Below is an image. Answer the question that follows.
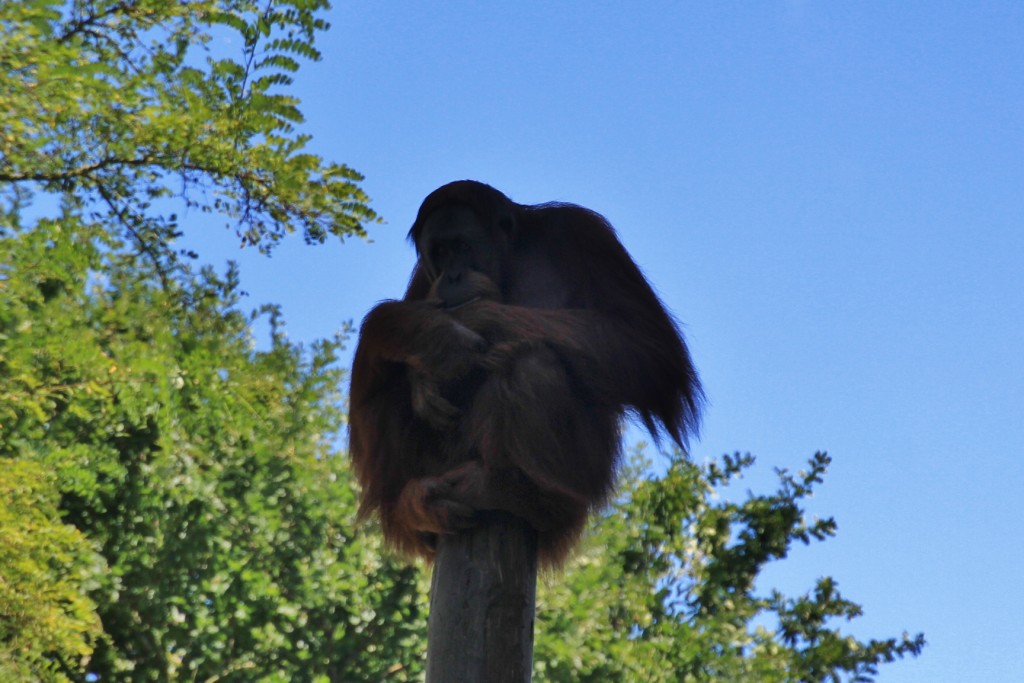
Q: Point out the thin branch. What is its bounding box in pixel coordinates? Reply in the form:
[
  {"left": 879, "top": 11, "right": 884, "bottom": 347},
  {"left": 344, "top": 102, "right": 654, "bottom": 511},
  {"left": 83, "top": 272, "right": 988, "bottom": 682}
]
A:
[
  {"left": 0, "top": 154, "right": 230, "bottom": 185},
  {"left": 95, "top": 182, "right": 173, "bottom": 291},
  {"left": 0, "top": 155, "right": 128, "bottom": 183},
  {"left": 57, "top": 2, "right": 133, "bottom": 44}
]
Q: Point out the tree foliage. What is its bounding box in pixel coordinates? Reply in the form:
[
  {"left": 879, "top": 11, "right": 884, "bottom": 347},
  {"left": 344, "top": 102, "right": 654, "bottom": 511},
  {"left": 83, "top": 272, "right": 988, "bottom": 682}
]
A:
[
  {"left": 0, "top": 460, "right": 102, "bottom": 682},
  {"left": 0, "top": 0, "right": 376, "bottom": 267},
  {"left": 1, "top": 1, "right": 411, "bottom": 680},
  {"left": 1, "top": 1, "right": 923, "bottom": 681},
  {"left": 0, "top": 218, "right": 430, "bottom": 681},
  {"left": 534, "top": 450, "right": 925, "bottom": 682}
]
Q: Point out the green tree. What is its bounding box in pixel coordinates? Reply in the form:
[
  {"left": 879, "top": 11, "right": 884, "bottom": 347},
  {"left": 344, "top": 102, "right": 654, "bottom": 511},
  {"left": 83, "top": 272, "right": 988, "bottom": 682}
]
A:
[
  {"left": 533, "top": 450, "right": 925, "bottom": 682},
  {"left": 0, "top": 0, "right": 375, "bottom": 263},
  {"left": 0, "top": 460, "right": 102, "bottom": 682},
  {"left": 0, "top": 215, "right": 428, "bottom": 681},
  {"left": 1, "top": 1, "right": 421, "bottom": 680}
]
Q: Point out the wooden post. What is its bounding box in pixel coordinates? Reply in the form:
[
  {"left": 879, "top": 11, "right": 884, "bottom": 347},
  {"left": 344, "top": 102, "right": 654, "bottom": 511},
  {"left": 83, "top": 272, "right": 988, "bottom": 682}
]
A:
[{"left": 425, "top": 511, "right": 538, "bottom": 683}]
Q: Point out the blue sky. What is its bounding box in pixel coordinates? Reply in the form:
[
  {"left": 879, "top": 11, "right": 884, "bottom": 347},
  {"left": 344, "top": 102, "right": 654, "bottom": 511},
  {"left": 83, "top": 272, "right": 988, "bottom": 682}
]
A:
[{"left": 186, "top": 3, "right": 1023, "bottom": 681}]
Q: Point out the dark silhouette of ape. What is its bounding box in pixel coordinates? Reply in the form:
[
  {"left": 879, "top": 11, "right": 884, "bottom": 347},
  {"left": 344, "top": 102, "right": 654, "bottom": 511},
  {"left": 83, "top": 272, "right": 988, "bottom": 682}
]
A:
[{"left": 349, "top": 180, "right": 702, "bottom": 566}]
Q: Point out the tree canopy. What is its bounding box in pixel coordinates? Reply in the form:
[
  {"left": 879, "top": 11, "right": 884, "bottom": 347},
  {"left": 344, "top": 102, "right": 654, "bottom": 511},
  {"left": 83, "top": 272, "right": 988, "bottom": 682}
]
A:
[
  {"left": 1, "top": 0, "right": 376, "bottom": 262},
  {"left": 1, "top": 1, "right": 923, "bottom": 681}
]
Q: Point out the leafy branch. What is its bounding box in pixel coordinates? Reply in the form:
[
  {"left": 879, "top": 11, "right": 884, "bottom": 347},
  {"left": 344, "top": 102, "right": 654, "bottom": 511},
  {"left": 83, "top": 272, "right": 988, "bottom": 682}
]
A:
[{"left": 1, "top": 0, "right": 376, "bottom": 266}]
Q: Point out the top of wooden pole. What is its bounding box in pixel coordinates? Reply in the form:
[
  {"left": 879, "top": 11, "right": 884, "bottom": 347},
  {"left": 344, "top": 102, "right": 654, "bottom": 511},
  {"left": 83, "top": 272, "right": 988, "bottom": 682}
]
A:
[{"left": 426, "top": 511, "right": 539, "bottom": 683}]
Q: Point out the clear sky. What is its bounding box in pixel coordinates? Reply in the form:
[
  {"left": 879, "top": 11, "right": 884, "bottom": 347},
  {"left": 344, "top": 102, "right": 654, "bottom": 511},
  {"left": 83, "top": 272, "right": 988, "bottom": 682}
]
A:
[{"left": 185, "top": 3, "right": 1023, "bottom": 681}]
